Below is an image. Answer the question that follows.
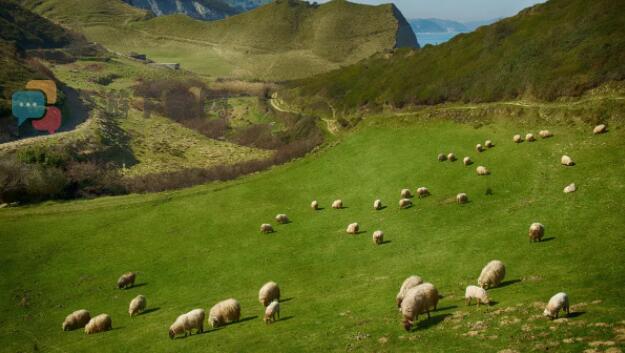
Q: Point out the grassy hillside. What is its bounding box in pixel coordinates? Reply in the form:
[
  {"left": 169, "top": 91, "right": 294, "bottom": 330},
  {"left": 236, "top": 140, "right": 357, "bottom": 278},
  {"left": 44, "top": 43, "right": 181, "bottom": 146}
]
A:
[
  {"left": 1, "top": 110, "right": 624, "bottom": 352},
  {"left": 285, "top": 0, "right": 625, "bottom": 111}
]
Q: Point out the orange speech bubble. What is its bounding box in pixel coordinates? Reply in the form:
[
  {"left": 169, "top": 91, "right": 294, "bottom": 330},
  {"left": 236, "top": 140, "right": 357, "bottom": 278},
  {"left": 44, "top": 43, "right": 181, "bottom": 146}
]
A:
[{"left": 26, "top": 80, "right": 57, "bottom": 104}]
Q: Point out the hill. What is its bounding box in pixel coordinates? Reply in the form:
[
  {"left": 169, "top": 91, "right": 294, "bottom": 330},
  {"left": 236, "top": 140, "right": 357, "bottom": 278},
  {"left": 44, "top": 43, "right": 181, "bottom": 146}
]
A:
[{"left": 284, "top": 0, "right": 625, "bottom": 112}]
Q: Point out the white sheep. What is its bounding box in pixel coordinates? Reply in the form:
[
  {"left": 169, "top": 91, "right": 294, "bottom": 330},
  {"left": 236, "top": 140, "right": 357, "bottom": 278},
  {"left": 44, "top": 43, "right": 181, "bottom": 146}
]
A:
[
  {"left": 399, "top": 198, "right": 412, "bottom": 209},
  {"left": 438, "top": 153, "right": 447, "bottom": 162},
  {"left": 528, "top": 223, "right": 545, "bottom": 242},
  {"left": 476, "top": 144, "right": 484, "bottom": 153},
  {"left": 456, "top": 193, "right": 468, "bottom": 204},
  {"left": 117, "top": 272, "right": 136, "bottom": 289},
  {"left": 332, "top": 200, "right": 343, "bottom": 209},
  {"left": 264, "top": 300, "right": 280, "bottom": 324},
  {"left": 476, "top": 166, "right": 489, "bottom": 176},
  {"left": 260, "top": 224, "right": 274, "bottom": 233},
  {"left": 259, "top": 281, "right": 280, "bottom": 307},
  {"left": 526, "top": 133, "right": 536, "bottom": 142},
  {"left": 539, "top": 130, "right": 553, "bottom": 138},
  {"left": 373, "top": 199, "right": 383, "bottom": 210},
  {"left": 413, "top": 282, "right": 440, "bottom": 314},
  {"left": 465, "top": 285, "right": 490, "bottom": 306},
  {"left": 169, "top": 309, "right": 205, "bottom": 339},
  {"left": 478, "top": 260, "right": 506, "bottom": 289},
  {"left": 372, "top": 230, "right": 384, "bottom": 245},
  {"left": 513, "top": 134, "right": 523, "bottom": 143},
  {"left": 275, "top": 214, "right": 289, "bottom": 224},
  {"left": 563, "top": 183, "right": 577, "bottom": 194},
  {"left": 593, "top": 124, "right": 607, "bottom": 135},
  {"left": 396, "top": 275, "right": 424, "bottom": 308},
  {"left": 209, "top": 299, "right": 241, "bottom": 328},
  {"left": 463, "top": 157, "right": 473, "bottom": 166},
  {"left": 129, "top": 295, "right": 147, "bottom": 317},
  {"left": 400, "top": 287, "right": 429, "bottom": 331},
  {"left": 416, "top": 187, "right": 430, "bottom": 198},
  {"left": 62, "top": 309, "right": 91, "bottom": 331},
  {"left": 401, "top": 189, "right": 413, "bottom": 198},
  {"left": 561, "top": 155, "right": 575, "bottom": 166},
  {"left": 543, "top": 292, "right": 570, "bottom": 319},
  {"left": 346, "top": 223, "right": 360, "bottom": 234},
  {"left": 485, "top": 140, "right": 495, "bottom": 148},
  {"left": 447, "top": 153, "right": 457, "bottom": 161},
  {"left": 311, "top": 200, "right": 319, "bottom": 210},
  {"left": 84, "top": 314, "right": 112, "bottom": 334}
]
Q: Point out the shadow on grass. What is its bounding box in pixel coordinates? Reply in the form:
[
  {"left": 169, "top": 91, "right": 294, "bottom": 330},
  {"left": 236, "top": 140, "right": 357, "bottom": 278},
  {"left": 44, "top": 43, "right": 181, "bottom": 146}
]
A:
[
  {"left": 355, "top": 230, "right": 367, "bottom": 235},
  {"left": 377, "top": 206, "right": 388, "bottom": 211},
  {"left": 414, "top": 313, "right": 451, "bottom": 330},
  {"left": 400, "top": 205, "right": 413, "bottom": 210},
  {"left": 435, "top": 305, "right": 458, "bottom": 311},
  {"left": 280, "top": 297, "right": 294, "bottom": 303},
  {"left": 278, "top": 315, "right": 294, "bottom": 322},
  {"left": 129, "top": 283, "right": 147, "bottom": 289},
  {"left": 315, "top": 207, "right": 325, "bottom": 211},
  {"left": 229, "top": 316, "right": 258, "bottom": 326},
  {"left": 141, "top": 307, "right": 160, "bottom": 315},
  {"left": 540, "top": 237, "right": 556, "bottom": 242},
  {"left": 497, "top": 279, "right": 521, "bottom": 288},
  {"left": 567, "top": 311, "right": 585, "bottom": 318},
  {"left": 380, "top": 240, "right": 392, "bottom": 245}
]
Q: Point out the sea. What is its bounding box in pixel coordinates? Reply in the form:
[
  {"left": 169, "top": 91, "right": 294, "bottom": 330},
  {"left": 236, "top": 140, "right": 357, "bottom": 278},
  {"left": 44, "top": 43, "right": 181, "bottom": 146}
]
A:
[{"left": 416, "top": 32, "right": 461, "bottom": 46}]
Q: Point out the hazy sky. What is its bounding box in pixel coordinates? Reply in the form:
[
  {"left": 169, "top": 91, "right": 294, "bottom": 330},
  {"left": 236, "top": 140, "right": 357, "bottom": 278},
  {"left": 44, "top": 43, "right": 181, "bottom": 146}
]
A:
[{"left": 315, "top": 0, "right": 547, "bottom": 21}]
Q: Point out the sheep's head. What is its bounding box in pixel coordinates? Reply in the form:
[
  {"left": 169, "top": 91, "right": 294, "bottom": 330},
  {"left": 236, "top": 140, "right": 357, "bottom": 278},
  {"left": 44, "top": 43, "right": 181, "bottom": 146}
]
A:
[
  {"left": 209, "top": 317, "right": 218, "bottom": 328},
  {"left": 403, "top": 319, "right": 413, "bottom": 332},
  {"left": 62, "top": 322, "right": 69, "bottom": 331},
  {"left": 168, "top": 328, "right": 176, "bottom": 339},
  {"left": 543, "top": 308, "right": 555, "bottom": 319},
  {"left": 482, "top": 296, "right": 491, "bottom": 305}
]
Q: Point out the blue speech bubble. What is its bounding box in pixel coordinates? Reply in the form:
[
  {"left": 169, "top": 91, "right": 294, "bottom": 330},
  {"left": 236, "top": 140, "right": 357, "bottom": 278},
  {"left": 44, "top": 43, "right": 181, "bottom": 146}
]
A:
[{"left": 12, "top": 91, "right": 46, "bottom": 126}]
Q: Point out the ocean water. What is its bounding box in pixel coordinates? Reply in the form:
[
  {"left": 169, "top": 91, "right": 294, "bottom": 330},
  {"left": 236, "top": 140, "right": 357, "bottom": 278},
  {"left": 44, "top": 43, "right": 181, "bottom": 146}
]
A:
[{"left": 416, "top": 32, "right": 461, "bottom": 46}]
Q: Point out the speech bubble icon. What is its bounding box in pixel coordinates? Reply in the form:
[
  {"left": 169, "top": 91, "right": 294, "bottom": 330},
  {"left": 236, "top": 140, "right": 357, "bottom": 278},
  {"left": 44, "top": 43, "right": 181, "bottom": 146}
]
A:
[
  {"left": 12, "top": 91, "right": 46, "bottom": 126},
  {"left": 32, "top": 106, "right": 62, "bottom": 134},
  {"left": 26, "top": 80, "right": 58, "bottom": 104}
]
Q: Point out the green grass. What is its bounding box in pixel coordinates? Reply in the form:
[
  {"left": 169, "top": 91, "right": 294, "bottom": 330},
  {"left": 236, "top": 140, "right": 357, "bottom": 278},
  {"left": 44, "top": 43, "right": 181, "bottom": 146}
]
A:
[{"left": 1, "top": 114, "right": 624, "bottom": 352}]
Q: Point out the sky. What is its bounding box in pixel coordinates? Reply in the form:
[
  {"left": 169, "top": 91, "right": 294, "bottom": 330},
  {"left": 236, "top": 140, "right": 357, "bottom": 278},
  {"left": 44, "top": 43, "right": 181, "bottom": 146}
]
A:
[{"left": 314, "top": 0, "right": 547, "bottom": 22}]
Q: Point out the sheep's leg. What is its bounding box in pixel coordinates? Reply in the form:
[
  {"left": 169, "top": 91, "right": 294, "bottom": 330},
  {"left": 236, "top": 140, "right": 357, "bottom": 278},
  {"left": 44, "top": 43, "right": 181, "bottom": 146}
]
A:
[
  {"left": 426, "top": 310, "right": 431, "bottom": 319},
  {"left": 466, "top": 298, "right": 470, "bottom": 306},
  {"left": 477, "top": 299, "right": 481, "bottom": 307}
]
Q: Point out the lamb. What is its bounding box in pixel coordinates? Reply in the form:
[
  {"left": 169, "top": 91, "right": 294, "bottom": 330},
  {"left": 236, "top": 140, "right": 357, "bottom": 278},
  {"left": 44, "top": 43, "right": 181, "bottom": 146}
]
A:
[
  {"left": 169, "top": 309, "right": 205, "bottom": 339},
  {"left": 372, "top": 230, "right": 384, "bottom": 245},
  {"left": 332, "top": 200, "right": 343, "bottom": 209},
  {"left": 260, "top": 223, "right": 274, "bottom": 233},
  {"left": 561, "top": 155, "right": 575, "bottom": 166},
  {"left": 259, "top": 281, "right": 281, "bottom": 307},
  {"left": 528, "top": 223, "right": 545, "bottom": 242},
  {"left": 373, "top": 199, "right": 383, "bottom": 210},
  {"left": 465, "top": 285, "right": 490, "bottom": 306},
  {"left": 399, "top": 198, "right": 412, "bottom": 209},
  {"left": 437, "top": 153, "right": 447, "bottom": 162},
  {"left": 209, "top": 299, "right": 241, "bottom": 328},
  {"left": 447, "top": 153, "right": 457, "bottom": 161},
  {"left": 463, "top": 157, "right": 473, "bottom": 166},
  {"left": 593, "top": 124, "right": 607, "bottom": 135},
  {"left": 539, "top": 130, "right": 553, "bottom": 138},
  {"left": 311, "top": 200, "right": 319, "bottom": 210},
  {"left": 477, "top": 260, "right": 506, "bottom": 289},
  {"left": 396, "top": 275, "right": 424, "bottom": 308},
  {"left": 62, "top": 309, "right": 91, "bottom": 331},
  {"left": 485, "top": 140, "right": 495, "bottom": 148},
  {"left": 416, "top": 187, "right": 430, "bottom": 198},
  {"left": 526, "top": 133, "right": 536, "bottom": 142},
  {"left": 456, "top": 193, "right": 468, "bottom": 204},
  {"left": 513, "top": 134, "right": 523, "bottom": 143},
  {"left": 476, "top": 144, "right": 484, "bottom": 153},
  {"left": 84, "top": 314, "right": 112, "bottom": 334},
  {"left": 401, "top": 189, "right": 413, "bottom": 198},
  {"left": 400, "top": 287, "right": 429, "bottom": 331},
  {"left": 129, "top": 295, "right": 147, "bottom": 317},
  {"left": 264, "top": 300, "right": 280, "bottom": 324},
  {"left": 117, "top": 272, "right": 136, "bottom": 289},
  {"left": 543, "top": 292, "right": 570, "bottom": 319},
  {"left": 275, "top": 214, "right": 289, "bottom": 224},
  {"left": 563, "top": 183, "right": 577, "bottom": 193},
  {"left": 476, "top": 166, "right": 489, "bottom": 176},
  {"left": 346, "top": 223, "right": 360, "bottom": 234}
]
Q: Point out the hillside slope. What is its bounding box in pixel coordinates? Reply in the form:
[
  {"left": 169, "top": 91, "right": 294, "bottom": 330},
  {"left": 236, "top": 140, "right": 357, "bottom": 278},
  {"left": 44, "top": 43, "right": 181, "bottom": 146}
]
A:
[
  {"left": 285, "top": 0, "right": 625, "bottom": 111},
  {"left": 122, "top": 0, "right": 272, "bottom": 20}
]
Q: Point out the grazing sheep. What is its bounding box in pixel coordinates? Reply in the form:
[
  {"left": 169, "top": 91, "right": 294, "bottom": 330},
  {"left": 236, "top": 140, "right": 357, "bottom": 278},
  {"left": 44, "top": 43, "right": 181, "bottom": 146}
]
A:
[
  {"left": 528, "top": 223, "right": 545, "bottom": 242},
  {"left": 260, "top": 224, "right": 274, "bottom": 233},
  {"left": 465, "top": 285, "right": 490, "bottom": 306},
  {"left": 373, "top": 199, "right": 383, "bottom": 210},
  {"left": 400, "top": 287, "right": 429, "bottom": 331},
  {"left": 478, "top": 260, "right": 506, "bottom": 289},
  {"left": 117, "top": 272, "right": 136, "bottom": 289},
  {"left": 539, "top": 130, "right": 553, "bottom": 138},
  {"left": 513, "top": 134, "right": 523, "bottom": 143},
  {"left": 264, "top": 300, "right": 280, "bottom": 324},
  {"left": 401, "top": 189, "right": 413, "bottom": 198},
  {"left": 476, "top": 166, "right": 489, "bottom": 176},
  {"left": 84, "top": 314, "right": 112, "bottom": 334},
  {"left": 417, "top": 187, "right": 430, "bottom": 198},
  {"left": 563, "top": 183, "right": 577, "bottom": 194},
  {"left": 311, "top": 200, "right": 319, "bottom": 210},
  {"left": 275, "top": 214, "right": 289, "bottom": 224},
  {"left": 476, "top": 144, "right": 484, "bottom": 153},
  {"left": 129, "top": 295, "right": 147, "bottom": 317},
  {"left": 399, "top": 198, "right": 412, "bottom": 209},
  {"left": 463, "top": 157, "right": 473, "bottom": 166},
  {"left": 438, "top": 153, "right": 447, "bottom": 162},
  {"left": 456, "top": 193, "right": 468, "bottom": 204},
  {"left": 561, "top": 155, "right": 575, "bottom": 166},
  {"left": 593, "top": 124, "right": 607, "bottom": 135},
  {"left": 413, "top": 282, "right": 440, "bottom": 313},
  {"left": 526, "top": 133, "right": 536, "bottom": 142},
  {"left": 485, "top": 140, "right": 495, "bottom": 148},
  {"left": 447, "top": 153, "right": 457, "bottom": 161},
  {"left": 259, "top": 281, "right": 281, "bottom": 307},
  {"left": 346, "top": 223, "right": 360, "bottom": 234},
  {"left": 209, "top": 299, "right": 241, "bottom": 328},
  {"left": 396, "top": 275, "right": 424, "bottom": 308},
  {"left": 332, "top": 200, "right": 343, "bottom": 209},
  {"left": 62, "top": 309, "right": 91, "bottom": 331},
  {"left": 169, "top": 309, "right": 205, "bottom": 339},
  {"left": 373, "top": 230, "right": 384, "bottom": 245},
  {"left": 543, "top": 292, "right": 570, "bottom": 319}
]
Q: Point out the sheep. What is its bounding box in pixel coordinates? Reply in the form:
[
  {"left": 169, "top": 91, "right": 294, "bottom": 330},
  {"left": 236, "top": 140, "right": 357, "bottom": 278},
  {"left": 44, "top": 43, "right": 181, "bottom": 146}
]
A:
[
  {"left": 513, "top": 134, "right": 523, "bottom": 143},
  {"left": 169, "top": 309, "right": 205, "bottom": 339},
  {"left": 593, "top": 124, "right": 607, "bottom": 135},
  {"left": 539, "top": 130, "right": 553, "bottom": 138},
  {"left": 437, "top": 153, "right": 447, "bottom": 162},
  {"left": 447, "top": 153, "right": 457, "bottom": 162},
  {"left": 62, "top": 309, "right": 91, "bottom": 331},
  {"left": 478, "top": 260, "right": 506, "bottom": 289},
  {"left": 128, "top": 295, "right": 147, "bottom": 317},
  {"left": 84, "top": 314, "right": 112, "bottom": 334},
  {"left": 526, "top": 133, "right": 536, "bottom": 142},
  {"left": 260, "top": 223, "right": 274, "bottom": 233},
  {"left": 209, "top": 299, "right": 241, "bottom": 328},
  {"left": 264, "top": 300, "right": 280, "bottom": 324},
  {"left": 465, "top": 285, "right": 490, "bottom": 307},
  {"left": 456, "top": 193, "right": 468, "bottom": 204},
  {"left": 346, "top": 223, "right": 360, "bottom": 234},
  {"left": 413, "top": 282, "right": 440, "bottom": 313},
  {"left": 463, "top": 156, "right": 473, "bottom": 166},
  {"left": 311, "top": 200, "right": 319, "bottom": 210},
  {"left": 373, "top": 230, "right": 384, "bottom": 245},
  {"left": 476, "top": 144, "right": 484, "bottom": 153},
  {"left": 396, "top": 275, "right": 424, "bottom": 308},
  {"left": 259, "top": 281, "right": 280, "bottom": 307},
  {"left": 401, "top": 189, "right": 413, "bottom": 198},
  {"left": 563, "top": 183, "right": 577, "bottom": 194},
  {"left": 117, "top": 272, "right": 136, "bottom": 289},
  {"left": 400, "top": 287, "right": 429, "bottom": 331},
  {"left": 528, "top": 223, "right": 545, "bottom": 242},
  {"left": 275, "top": 214, "right": 289, "bottom": 224},
  {"left": 399, "top": 198, "right": 412, "bottom": 209},
  {"left": 485, "top": 140, "right": 495, "bottom": 148},
  {"left": 476, "top": 166, "right": 489, "bottom": 176},
  {"left": 332, "top": 200, "right": 343, "bottom": 209},
  {"left": 561, "top": 155, "right": 575, "bottom": 166},
  {"left": 416, "top": 187, "right": 430, "bottom": 198},
  {"left": 543, "top": 292, "right": 570, "bottom": 319},
  {"left": 373, "top": 199, "right": 383, "bottom": 210}
]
